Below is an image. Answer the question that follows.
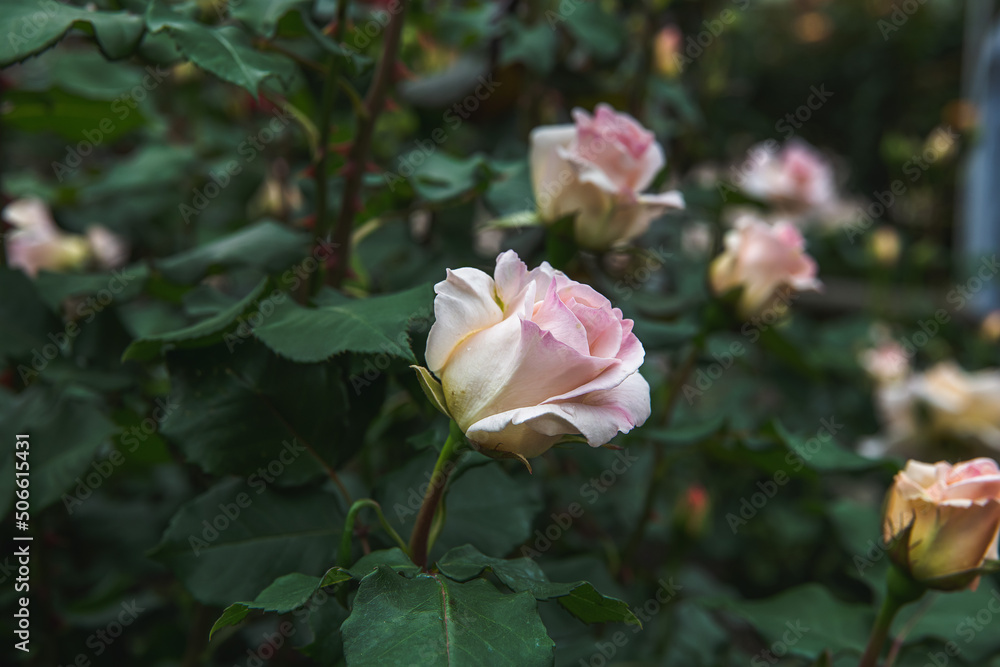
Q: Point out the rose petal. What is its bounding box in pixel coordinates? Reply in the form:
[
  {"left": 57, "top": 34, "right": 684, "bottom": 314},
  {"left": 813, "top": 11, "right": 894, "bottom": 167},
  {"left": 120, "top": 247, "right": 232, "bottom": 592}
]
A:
[{"left": 425, "top": 267, "right": 503, "bottom": 373}]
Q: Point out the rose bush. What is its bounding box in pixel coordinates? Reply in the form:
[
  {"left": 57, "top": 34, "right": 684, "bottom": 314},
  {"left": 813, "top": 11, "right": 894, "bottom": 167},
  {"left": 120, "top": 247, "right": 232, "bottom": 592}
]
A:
[
  {"left": 529, "top": 104, "right": 684, "bottom": 251},
  {"left": 884, "top": 458, "right": 1000, "bottom": 590},
  {"left": 415, "top": 250, "right": 651, "bottom": 460}
]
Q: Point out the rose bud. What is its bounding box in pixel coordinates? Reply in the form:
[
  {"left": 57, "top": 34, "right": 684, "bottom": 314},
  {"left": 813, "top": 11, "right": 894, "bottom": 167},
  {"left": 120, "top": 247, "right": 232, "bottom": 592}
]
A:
[
  {"left": 529, "top": 104, "right": 684, "bottom": 251},
  {"left": 3, "top": 198, "right": 90, "bottom": 277},
  {"left": 884, "top": 458, "right": 1000, "bottom": 591},
  {"left": 413, "top": 250, "right": 651, "bottom": 463},
  {"left": 653, "top": 26, "right": 684, "bottom": 78},
  {"left": 709, "top": 215, "right": 821, "bottom": 315}
]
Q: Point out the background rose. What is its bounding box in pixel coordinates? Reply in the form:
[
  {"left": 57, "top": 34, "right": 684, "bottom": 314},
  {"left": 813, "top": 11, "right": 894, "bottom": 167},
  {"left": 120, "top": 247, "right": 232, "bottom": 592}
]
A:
[
  {"left": 3, "top": 198, "right": 90, "bottom": 277},
  {"left": 417, "top": 250, "right": 650, "bottom": 460},
  {"left": 884, "top": 458, "right": 1000, "bottom": 590},
  {"left": 912, "top": 362, "right": 1000, "bottom": 450},
  {"left": 529, "top": 104, "right": 684, "bottom": 251},
  {"left": 709, "top": 215, "right": 822, "bottom": 314},
  {"left": 740, "top": 140, "right": 837, "bottom": 216}
]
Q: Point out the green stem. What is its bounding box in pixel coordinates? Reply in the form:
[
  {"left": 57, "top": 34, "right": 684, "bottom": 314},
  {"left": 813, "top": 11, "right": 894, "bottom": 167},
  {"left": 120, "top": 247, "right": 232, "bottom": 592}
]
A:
[
  {"left": 408, "top": 421, "right": 465, "bottom": 569},
  {"left": 338, "top": 499, "right": 409, "bottom": 568},
  {"left": 859, "top": 567, "right": 926, "bottom": 667},
  {"left": 310, "top": 0, "right": 351, "bottom": 295}
]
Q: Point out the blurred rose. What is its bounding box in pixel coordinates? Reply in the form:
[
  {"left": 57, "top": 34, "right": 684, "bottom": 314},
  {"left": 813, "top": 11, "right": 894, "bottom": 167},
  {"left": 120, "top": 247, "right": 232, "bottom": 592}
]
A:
[
  {"left": 981, "top": 311, "right": 1000, "bottom": 343},
  {"left": 740, "top": 140, "right": 836, "bottom": 216},
  {"left": 654, "top": 26, "right": 683, "bottom": 78},
  {"left": 870, "top": 226, "right": 901, "bottom": 266},
  {"left": 884, "top": 458, "right": 1000, "bottom": 590},
  {"left": 709, "top": 215, "right": 821, "bottom": 314},
  {"left": 912, "top": 362, "right": 1000, "bottom": 450},
  {"left": 530, "top": 104, "right": 684, "bottom": 251},
  {"left": 3, "top": 198, "right": 90, "bottom": 277},
  {"left": 86, "top": 225, "right": 129, "bottom": 270},
  {"left": 859, "top": 340, "right": 909, "bottom": 385},
  {"left": 418, "top": 250, "right": 650, "bottom": 460}
]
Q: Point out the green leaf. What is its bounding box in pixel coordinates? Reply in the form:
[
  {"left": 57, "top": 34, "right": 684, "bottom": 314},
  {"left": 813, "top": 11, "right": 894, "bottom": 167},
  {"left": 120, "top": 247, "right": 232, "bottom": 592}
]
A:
[
  {"left": 146, "top": 0, "right": 296, "bottom": 96},
  {"left": 0, "top": 4, "right": 144, "bottom": 66},
  {"left": 33, "top": 265, "right": 150, "bottom": 311},
  {"left": 409, "top": 153, "right": 496, "bottom": 202},
  {"left": 0, "top": 385, "right": 117, "bottom": 514},
  {"left": 209, "top": 568, "right": 350, "bottom": 639},
  {"left": 151, "top": 479, "right": 343, "bottom": 606},
  {"left": 3, "top": 88, "right": 148, "bottom": 141},
  {"left": 209, "top": 604, "right": 251, "bottom": 640},
  {"left": 768, "top": 419, "right": 881, "bottom": 472},
  {"left": 160, "top": 343, "right": 381, "bottom": 479},
  {"left": 707, "top": 584, "right": 872, "bottom": 659},
  {"left": 254, "top": 284, "right": 433, "bottom": 363},
  {"left": 0, "top": 268, "right": 62, "bottom": 360},
  {"left": 230, "top": 0, "right": 309, "bottom": 37},
  {"left": 154, "top": 220, "right": 310, "bottom": 284},
  {"left": 122, "top": 278, "right": 269, "bottom": 361},
  {"left": 348, "top": 547, "right": 421, "bottom": 579},
  {"left": 437, "top": 545, "right": 641, "bottom": 626},
  {"left": 562, "top": 2, "right": 624, "bottom": 61},
  {"left": 342, "top": 566, "right": 554, "bottom": 666},
  {"left": 500, "top": 20, "right": 556, "bottom": 75}
]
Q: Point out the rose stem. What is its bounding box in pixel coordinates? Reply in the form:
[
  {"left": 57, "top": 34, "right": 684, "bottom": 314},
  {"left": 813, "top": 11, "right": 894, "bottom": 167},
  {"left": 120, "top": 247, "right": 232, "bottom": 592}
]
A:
[
  {"left": 310, "top": 0, "right": 351, "bottom": 297},
  {"left": 329, "top": 0, "right": 408, "bottom": 287},
  {"left": 408, "top": 421, "right": 465, "bottom": 569},
  {"left": 338, "top": 499, "right": 410, "bottom": 568},
  {"left": 859, "top": 567, "right": 925, "bottom": 667}
]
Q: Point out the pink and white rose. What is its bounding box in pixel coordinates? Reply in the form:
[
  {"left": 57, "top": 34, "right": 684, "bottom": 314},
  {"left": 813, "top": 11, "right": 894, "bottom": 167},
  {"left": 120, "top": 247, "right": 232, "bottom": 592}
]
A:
[
  {"left": 86, "top": 225, "right": 130, "bottom": 270},
  {"left": 740, "top": 140, "right": 836, "bottom": 215},
  {"left": 416, "top": 250, "right": 651, "bottom": 460},
  {"left": 530, "top": 104, "right": 684, "bottom": 251},
  {"left": 709, "top": 215, "right": 821, "bottom": 314}
]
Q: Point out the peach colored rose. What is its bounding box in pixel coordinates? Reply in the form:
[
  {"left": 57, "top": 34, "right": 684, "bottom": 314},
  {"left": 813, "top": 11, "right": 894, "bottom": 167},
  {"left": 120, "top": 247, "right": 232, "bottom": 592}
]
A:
[
  {"left": 884, "top": 458, "right": 1000, "bottom": 590},
  {"left": 415, "top": 250, "right": 650, "bottom": 460},
  {"left": 740, "top": 140, "right": 836, "bottom": 214},
  {"left": 911, "top": 362, "right": 1000, "bottom": 450},
  {"left": 709, "top": 215, "right": 821, "bottom": 314},
  {"left": 3, "top": 198, "right": 89, "bottom": 277},
  {"left": 530, "top": 104, "right": 684, "bottom": 251}
]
